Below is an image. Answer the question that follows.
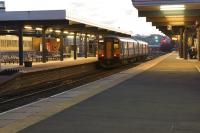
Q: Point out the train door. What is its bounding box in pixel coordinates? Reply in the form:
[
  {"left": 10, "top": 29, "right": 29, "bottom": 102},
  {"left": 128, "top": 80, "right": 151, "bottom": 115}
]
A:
[
  {"left": 142, "top": 44, "right": 144, "bottom": 55},
  {"left": 98, "top": 39, "right": 105, "bottom": 58},
  {"left": 120, "top": 42, "right": 124, "bottom": 58},
  {"left": 127, "top": 42, "right": 129, "bottom": 58},
  {"left": 137, "top": 43, "right": 140, "bottom": 55},
  {"left": 113, "top": 39, "right": 120, "bottom": 57},
  {"left": 105, "top": 40, "right": 112, "bottom": 59}
]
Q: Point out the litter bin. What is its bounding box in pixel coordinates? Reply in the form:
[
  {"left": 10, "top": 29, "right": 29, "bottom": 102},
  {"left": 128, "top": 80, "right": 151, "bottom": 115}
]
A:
[{"left": 24, "top": 61, "right": 32, "bottom": 67}]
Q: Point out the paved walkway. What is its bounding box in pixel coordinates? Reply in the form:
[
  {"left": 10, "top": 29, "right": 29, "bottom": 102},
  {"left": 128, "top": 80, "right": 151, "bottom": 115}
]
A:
[{"left": 1, "top": 52, "right": 200, "bottom": 133}]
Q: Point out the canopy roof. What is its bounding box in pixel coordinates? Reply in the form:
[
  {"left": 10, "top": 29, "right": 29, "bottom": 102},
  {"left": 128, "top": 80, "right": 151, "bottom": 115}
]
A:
[
  {"left": 132, "top": 0, "right": 200, "bottom": 36},
  {"left": 0, "top": 10, "right": 131, "bottom": 37}
]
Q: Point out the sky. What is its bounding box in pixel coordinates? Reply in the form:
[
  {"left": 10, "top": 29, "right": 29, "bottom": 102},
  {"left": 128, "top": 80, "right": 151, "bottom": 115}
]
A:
[{"left": 4, "top": 0, "right": 163, "bottom": 35}]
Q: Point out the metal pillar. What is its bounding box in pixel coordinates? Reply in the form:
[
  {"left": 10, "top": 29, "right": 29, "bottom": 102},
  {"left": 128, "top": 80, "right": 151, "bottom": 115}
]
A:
[
  {"left": 42, "top": 28, "right": 47, "bottom": 63},
  {"left": 183, "top": 28, "right": 188, "bottom": 59},
  {"left": 179, "top": 28, "right": 183, "bottom": 58},
  {"left": 73, "top": 33, "right": 77, "bottom": 60},
  {"left": 84, "top": 34, "right": 88, "bottom": 58},
  {"left": 59, "top": 31, "right": 64, "bottom": 61},
  {"left": 197, "top": 27, "right": 200, "bottom": 61},
  {"left": 18, "top": 27, "right": 23, "bottom": 66}
]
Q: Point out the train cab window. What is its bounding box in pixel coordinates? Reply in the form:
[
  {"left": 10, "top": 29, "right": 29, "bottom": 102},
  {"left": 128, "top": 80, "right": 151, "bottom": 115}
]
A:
[
  {"left": 114, "top": 43, "right": 119, "bottom": 49},
  {"left": 98, "top": 41, "right": 104, "bottom": 57},
  {"left": 99, "top": 42, "right": 104, "bottom": 50}
]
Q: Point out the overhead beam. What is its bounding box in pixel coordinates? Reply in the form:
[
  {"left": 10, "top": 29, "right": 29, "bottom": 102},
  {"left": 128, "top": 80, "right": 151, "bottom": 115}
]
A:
[
  {"left": 0, "top": 20, "right": 69, "bottom": 27},
  {"left": 152, "top": 21, "right": 194, "bottom": 26},
  {"left": 157, "top": 26, "right": 184, "bottom": 36},
  {"left": 138, "top": 9, "right": 200, "bottom": 17},
  {"left": 133, "top": 0, "right": 200, "bottom": 7},
  {"left": 146, "top": 16, "right": 198, "bottom": 23}
]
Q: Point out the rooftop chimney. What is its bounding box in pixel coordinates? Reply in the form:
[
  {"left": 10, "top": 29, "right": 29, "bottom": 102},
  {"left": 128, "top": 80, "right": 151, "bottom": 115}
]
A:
[{"left": 0, "top": 1, "right": 5, "bottom": 12}]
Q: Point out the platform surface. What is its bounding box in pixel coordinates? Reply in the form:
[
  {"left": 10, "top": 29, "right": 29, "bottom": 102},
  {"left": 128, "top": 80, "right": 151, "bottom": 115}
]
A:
[{"left": 1, "top": 52, "right": 200, "bottom": 133}]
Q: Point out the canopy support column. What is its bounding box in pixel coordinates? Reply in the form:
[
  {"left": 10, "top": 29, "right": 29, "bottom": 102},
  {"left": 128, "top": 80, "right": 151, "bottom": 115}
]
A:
[{"left": 18, "top": 26, "right": 23, "bottom": 66}]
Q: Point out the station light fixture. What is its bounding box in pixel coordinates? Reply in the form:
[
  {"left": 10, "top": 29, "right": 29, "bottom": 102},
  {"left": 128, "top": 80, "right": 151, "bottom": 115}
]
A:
[
  {"left": 172, "top": 37, "right": 178, "bottom": 41},
  {"left": 68, "top": 35, "right": 74, "bottom": 39},
  {"left": 55, "top": 30, "right": 61, "bottom": 33},
  {"left": 56, "top": 38, "right": 60, "bottom": 42},
  {"left": 24, "top": 26, "right": 32, "bottom": 30},
  {"left": 48, "top": 29, "right": 53, "bottom": 32},
  {"left": 69, "top": 32, "right": 74, "bottom": 35},
  {"left": 99, "top": 39, "right": 104, "bottom": 43},
  {"left": 87, "top": 34, "right": 91, "bottom": 37},
  {"left": 35, "top": 27, "right": 42, "bottom": 31},
  {"left": 64, "top": 31, "right": 68, "bottom": 34},
  {"left": 160, "top": 5, "right": 185, "bottom": 11},
  {"left": 6, "top": 30, "right": 15, "bottom": 33}
]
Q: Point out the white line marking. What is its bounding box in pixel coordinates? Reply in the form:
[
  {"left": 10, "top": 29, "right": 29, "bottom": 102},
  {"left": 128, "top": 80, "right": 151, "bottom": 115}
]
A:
[{"left": 195, "top": 65, "right": 200, "bottom": 73}]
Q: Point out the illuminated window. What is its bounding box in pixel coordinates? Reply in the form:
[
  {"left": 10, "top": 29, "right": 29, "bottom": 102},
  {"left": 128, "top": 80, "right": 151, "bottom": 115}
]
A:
[{"left": 114, "top": 43, "right": 119, "bottom": 49}]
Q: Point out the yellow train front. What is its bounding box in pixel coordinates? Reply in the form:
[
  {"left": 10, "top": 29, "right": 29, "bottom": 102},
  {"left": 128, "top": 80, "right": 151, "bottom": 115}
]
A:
[{"left": 98, "top": 36, "right": 149, "bottom": 68}]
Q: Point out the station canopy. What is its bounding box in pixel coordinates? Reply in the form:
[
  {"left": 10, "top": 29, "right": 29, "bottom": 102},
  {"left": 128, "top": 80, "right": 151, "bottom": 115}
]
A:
[
  {"left": 132, "top": 0, "right": 200, "bottom": 36},
  {"left": 0, "top": 9, "right": 131, "bottom": 37}
]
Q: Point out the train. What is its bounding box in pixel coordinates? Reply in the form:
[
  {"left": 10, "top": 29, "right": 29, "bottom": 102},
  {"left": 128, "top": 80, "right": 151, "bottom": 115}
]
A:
[{"left": 98, "top": 36, "right": 149, "bottom": 68}]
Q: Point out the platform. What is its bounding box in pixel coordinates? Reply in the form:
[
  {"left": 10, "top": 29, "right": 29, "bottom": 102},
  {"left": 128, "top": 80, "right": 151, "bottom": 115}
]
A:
[
  {"left": 0, "top": 57, "right": 97, "bottom": 86},
  {"left": 1, "top": 52, "right": 200, "bottom": 133}
]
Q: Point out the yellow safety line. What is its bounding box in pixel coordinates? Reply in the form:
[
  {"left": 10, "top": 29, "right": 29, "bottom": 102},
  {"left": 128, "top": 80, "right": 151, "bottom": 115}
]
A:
[{"left": 195, "top": 65, "right": 200, "bottom": 73}]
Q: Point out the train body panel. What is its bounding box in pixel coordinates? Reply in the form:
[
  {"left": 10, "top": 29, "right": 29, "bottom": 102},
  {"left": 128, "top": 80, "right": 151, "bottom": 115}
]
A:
[{"left": 98, "top": 36, "right": 149, "bottom": 68}]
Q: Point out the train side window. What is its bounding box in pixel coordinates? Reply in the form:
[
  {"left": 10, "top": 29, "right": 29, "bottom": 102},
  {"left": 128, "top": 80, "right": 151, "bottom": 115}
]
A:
[{"left": 99, "top": 42, "right": 104, "bottom": 50}]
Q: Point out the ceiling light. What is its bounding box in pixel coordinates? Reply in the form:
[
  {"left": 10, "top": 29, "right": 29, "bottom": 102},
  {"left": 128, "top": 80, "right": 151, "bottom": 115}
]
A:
[
  {"left": 160, "top": 5, "right": 185, "bottom": 11},
  {"left": 24, "top": 26, "right": 32, "bottom": 30},
  {"left": 36, "top": 27, "right": 42, "bottom": 31},
  {"left": 172, "top": 37, "right": 178, "bottom": 41},
  {"left": 48, "top": 29, "right": 53, "bottom": 32},
  {"left": 64, "top": 31, "right": 68, "bottom": 34},
  {"left": 56, "top": 38, "right": 60, "bottom": 42},
  {"left": 6, "top": 30, "right": 15, "bottom": 33},
  {"left": 55, "top": 30, "right": 61, "bottom": 33}
]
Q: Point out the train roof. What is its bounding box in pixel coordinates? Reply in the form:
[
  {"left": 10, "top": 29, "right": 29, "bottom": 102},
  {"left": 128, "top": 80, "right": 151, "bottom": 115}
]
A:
[
  {"left": 103, "top": 35, "right": 148, "bottom": 45},
  {"left": 137, "top": 40, "right": 148, "bottom": 45},
  {"left": 104, "top": 35, "right": 137, "bottom": 43},
  {"left": 118, "top": 37, "right": 138, "bottom": 43}
]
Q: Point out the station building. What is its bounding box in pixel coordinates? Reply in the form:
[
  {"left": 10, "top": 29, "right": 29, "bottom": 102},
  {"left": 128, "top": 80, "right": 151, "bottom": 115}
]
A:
[
  {"left": 0, "top": 1, "right": 131, "bottom": 66},
  {"left": 132, "top": 0, "right": 200, "bottom": 61}
]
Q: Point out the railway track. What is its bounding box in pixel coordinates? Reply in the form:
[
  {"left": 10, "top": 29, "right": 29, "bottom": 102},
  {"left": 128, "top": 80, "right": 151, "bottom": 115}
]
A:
[{"left": 0, "top": 53, "right": 164, "bottom": 113}]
